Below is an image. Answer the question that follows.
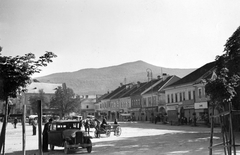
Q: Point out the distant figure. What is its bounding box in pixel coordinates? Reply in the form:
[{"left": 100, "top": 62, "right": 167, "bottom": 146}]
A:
[
  {"left": 32, "top": 118, "right": 37, "bottom": 135},
  {"left": 84, "top": 119, "right": 90, "bottom": 134},
  {"left": 13, "top": 117, "right": 18, "bottom": 129},
  {"left": 114, "top": 118, "right": 118, "bottom": 124},
  {"left": 42, "top": 118, "right": 53, "bottom": 152},
  {"left": 101, "top": 117, "right": 108, "bottom": 129}
]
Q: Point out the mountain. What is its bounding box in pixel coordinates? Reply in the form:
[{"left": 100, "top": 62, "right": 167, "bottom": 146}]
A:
[{"left": 36, "top": 60, "right": 195, "bottom": 95}]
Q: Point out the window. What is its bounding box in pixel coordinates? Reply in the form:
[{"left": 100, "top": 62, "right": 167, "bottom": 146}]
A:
[
  {"left": 153, "top": 96, "right": 157, "bottom": 106},
  {"left": 180, "top": 92, "right": 182, "bottom": 101},
  {"left": 86, "top": 105, "right": 89, "bottom": 108},
  {"left": 188, "top": 91, "right": 191, "bottom": 100},
  {"left": 193, "top": 90, "right": 195, "bottom": 100},
  {"left": 175, "top": 93, "right": 178, "bottom": 102},
  {"left": 198, "top": 88, "right": 202, "bottom": 98},
  {"left": 167, "top": 94, "right": 170, "bottom": 103},
  {"left": 148, "top": 97, "right": 152, "bottom": 106},
  {"left": 143, "top": 98, "right": 147, "bottom": 106},
  {"left": 171, "top": 94, "right": 174, "bottom": 103}
]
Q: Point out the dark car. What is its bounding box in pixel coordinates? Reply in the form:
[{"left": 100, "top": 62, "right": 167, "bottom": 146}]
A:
[{"left": 48, "top": 120, "right": 92, "bottom": 154}]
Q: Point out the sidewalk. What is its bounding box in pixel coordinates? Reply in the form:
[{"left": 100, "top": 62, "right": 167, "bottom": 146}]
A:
[{"left": 134, "top": 120, "right": 222, "bottom": 133}]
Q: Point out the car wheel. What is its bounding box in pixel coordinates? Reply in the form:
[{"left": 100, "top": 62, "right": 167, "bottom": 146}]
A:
[
  {"left": 50, "top": 144, "right": 54, "bottom": 151},
  {"left": 64, "top": 141, "right": 69, "bottom": 154},
  {"left": 86, "top": 139, "right": 92, "bottom": 153}
]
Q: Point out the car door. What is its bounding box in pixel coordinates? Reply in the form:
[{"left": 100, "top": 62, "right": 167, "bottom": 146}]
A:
[{"left": 48, "top": 123, "right": 63, "bottom": 147}]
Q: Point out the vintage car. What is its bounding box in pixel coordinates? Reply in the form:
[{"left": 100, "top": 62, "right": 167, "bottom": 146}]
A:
[{"left": 48, "top": 120, "right": 92, "bottom": 154}]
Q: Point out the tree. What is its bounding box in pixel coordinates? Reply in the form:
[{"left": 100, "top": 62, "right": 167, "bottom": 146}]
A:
[
  {"left": 205, "top": 26, "right": 240, "bottom": 111},
  {"left": 205, "top": 26, "right": 240, "bottom": 154},
  {"left": 0, "top": 46, "right": 57, "bottom": 154},
  {"left": 29, "top": 89, "right": 48, "bottom": 114},
  {"left": 50, "top": 83, "right": 81, "bottom": 118}
]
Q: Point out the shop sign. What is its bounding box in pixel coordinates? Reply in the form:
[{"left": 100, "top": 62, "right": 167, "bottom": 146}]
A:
[
  {"left": 129, "top": 108, "right": 140, "bottom": 112},
  {"left": 167, "top": 105, "right": 177, "bottom": 111},
  {"left": 183, "top": 104, "right": 194, "bottom": 109},
  {"left": 194, "top": 102, "right": 208, "bottom": 109},
  {"left": 145, "top": 107, "right": 157, "bottom": 112}
]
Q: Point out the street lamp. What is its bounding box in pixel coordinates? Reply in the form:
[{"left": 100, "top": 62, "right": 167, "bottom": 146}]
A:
[
  {"left": 146, "top": 68, "right": 154, "bottom": 122},
  {"left": 146, "top": 68, "right": 152, "bottom": 82}
]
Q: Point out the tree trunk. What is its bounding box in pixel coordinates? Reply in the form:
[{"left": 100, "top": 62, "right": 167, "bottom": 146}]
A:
[{"left": 0, "top": 96, "right": 8, "bottom": 155}]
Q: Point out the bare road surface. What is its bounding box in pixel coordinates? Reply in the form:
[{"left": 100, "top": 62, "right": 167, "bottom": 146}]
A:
[{"left": 1, "top": 121, "right": 239, "bottom": 155}]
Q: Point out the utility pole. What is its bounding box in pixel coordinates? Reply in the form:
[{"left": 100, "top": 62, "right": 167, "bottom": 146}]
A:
[{"left": 37, "top": 100, "right": 43, "bottom": 155}]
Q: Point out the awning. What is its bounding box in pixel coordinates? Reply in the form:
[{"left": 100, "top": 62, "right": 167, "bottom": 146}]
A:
[{"left": 120, "top": 113, "right": 131, "bottom": 116}]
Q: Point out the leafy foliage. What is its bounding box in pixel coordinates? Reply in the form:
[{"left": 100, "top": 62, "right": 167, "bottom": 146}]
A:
[
  {"left": 205, "top": 26, "right": 240, "bottom": 110},
  {"left": 50, "top": 85, "right": 81, "bottom": 117},
  {"left": 28, "top": 89, "right": 48, "bottom": 114},
  {"left": 0, "top": 47, "right": 57, "bottom": 100}
]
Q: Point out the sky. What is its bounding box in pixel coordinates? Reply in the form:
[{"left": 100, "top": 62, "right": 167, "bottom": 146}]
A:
[{"left": 1, "top": 0, "right": 240, "bottom": 78}]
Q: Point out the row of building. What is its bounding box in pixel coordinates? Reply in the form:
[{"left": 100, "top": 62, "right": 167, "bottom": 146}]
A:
[{"left": 89, "top": 61, "right": 218, "bottom": 124}]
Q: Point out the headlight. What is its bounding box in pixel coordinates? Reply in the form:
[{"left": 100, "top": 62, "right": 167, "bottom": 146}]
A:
[{"left": 71, "top": 132, "right": 76, "bottom": 138}]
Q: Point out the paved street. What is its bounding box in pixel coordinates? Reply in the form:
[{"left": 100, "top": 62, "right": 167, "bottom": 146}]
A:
[{"left": 1, "top": 121, "right": 240, "bottom": 155}]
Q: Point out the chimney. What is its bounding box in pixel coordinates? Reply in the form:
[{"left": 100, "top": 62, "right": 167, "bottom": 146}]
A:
[
  {"left": 162, "top": 73, "right": 168, "bottom": 81},
  {"left": 137, "top": 81, "right": 141, "bottom": 87}
]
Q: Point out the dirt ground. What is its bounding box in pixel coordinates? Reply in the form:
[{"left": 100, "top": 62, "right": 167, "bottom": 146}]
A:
[{"left": 1, "top": 121, "right": 240, "bottom": 155}]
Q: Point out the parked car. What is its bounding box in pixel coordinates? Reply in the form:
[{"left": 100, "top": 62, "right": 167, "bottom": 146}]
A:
[
  {"left": 71, "top": 115, "right": 82, "bottom": 121},
  {"left": 48, "top": 120, "right": 92, "bottom": 154}
]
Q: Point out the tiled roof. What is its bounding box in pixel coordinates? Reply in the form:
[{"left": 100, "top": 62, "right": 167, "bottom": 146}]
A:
[
  {"left": 112, "top": 84, "right": 137, "bottom": 99},
  {"left": 144, "top": 76, "right": 173, "bottom": 94},
  {"left": 101, "top": 85, "right": 126, "bottom": 100},
  {"left": 130, "top": 79, "right": 159, "bottom": 96},
  {"left": 167, "top": 61, "right": 216, "bottom": 88},
  {"left": 121, "top": 84, "right": 141, "bottom": 98},
  {"left": 25, "top": 82, "right": 62, "bottom": 94}
]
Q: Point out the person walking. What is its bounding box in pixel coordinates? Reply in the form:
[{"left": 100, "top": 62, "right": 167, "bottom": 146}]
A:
[
  {"left": 13, "top": 117, "right": 18, "bottom": 129},
  {"left": 114, "top": 118, "right": 118, "bottom": 124},
  {"left": 32, "top": 118, "right": 37, "bottom": 135},
  {"left": 42, "top": 118, "right": 53, "bottom": 152}
]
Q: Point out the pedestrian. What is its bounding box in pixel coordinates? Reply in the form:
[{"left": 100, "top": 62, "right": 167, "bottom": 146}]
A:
[
  {"left": 177, "top": 113, "right": 181, "bottom": 125},
  {"left": 84, "top": 119, "right": 90, "bottom": 134},
  {"left": 100, "top": 117, "right": 108, "bottom": 130},
  {"left": 154, "top": 115, "right": 157, "bottom": 124},
  {"left": 114, "top": 118, "right": 118, "bottom": 124},
  {"left": 13, "top": 117, "right": 18, "bottom": 129},
  {"left": 42, "top": 118, "right": 53, "bottom": 152},
  {"left": 32, "top": 118, "right": 37, "bottom": 135}
]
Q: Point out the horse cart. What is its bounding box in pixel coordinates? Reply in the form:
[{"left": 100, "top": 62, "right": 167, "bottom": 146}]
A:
[{"left": 94, "top": 124, "right": 122, "bottom": 138}]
